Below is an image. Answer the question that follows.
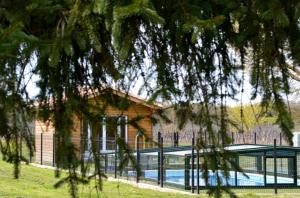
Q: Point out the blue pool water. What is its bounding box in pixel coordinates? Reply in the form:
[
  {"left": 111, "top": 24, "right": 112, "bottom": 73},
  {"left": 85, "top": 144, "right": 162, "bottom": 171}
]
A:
[{"left": 129, "top": 170, "right": 297, "bottom": 186}]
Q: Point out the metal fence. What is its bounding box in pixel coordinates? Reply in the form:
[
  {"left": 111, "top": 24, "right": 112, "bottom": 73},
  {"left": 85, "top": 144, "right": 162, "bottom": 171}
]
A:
[
  {"left": 153, "top": 130, "right": 288, "bottom": 146},
  {"left": 101, "top": 137, "right": 300, "bottom": 195},
  {"left": 32, "top": 130, "right": 288, "bottom": 166},
  {"left": 27, "top": 131, "right": 300, "bottom": 195}
]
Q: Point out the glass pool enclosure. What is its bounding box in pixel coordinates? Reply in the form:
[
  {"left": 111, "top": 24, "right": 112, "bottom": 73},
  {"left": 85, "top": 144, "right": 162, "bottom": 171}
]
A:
[{"left": 101, "top": 143, "right": 300, "bottom": 192}]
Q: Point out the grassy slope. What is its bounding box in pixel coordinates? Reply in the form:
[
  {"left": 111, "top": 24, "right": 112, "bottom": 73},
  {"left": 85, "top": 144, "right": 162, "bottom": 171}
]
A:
[
  {"left": 0, "top": 159, "right": 193, "bottom": 198},
  {"left": 0, "top": 159, "right": 299, "bottom": 198}
]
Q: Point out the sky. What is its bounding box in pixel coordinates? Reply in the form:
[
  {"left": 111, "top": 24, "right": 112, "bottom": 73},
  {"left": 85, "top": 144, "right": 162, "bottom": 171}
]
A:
[
  {"left": 26, "top": 72, "right": 300, "bottom": 106},
  {"left": 25, "top": 58, "right": 300, "bottom": 107},
  {"left": 25, "top": 69, "right": 261, "bottom": 107}
]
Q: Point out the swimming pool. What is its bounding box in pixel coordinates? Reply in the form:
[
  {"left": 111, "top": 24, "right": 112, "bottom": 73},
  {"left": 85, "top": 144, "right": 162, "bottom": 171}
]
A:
[{"left": 128, "top": 169, "right": 298, "bottom": 186}]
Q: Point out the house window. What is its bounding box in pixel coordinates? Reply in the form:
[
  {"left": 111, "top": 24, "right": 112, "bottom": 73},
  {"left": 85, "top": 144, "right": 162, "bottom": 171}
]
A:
[
  {"left": 105, "top": 117, "right": 118, "bottom": 150},
  {"left": 83, "top": 116, "right": 127, "bottom": 153},
  {"left": 104, "top": 116, "right": 127, "bottom": 150}
]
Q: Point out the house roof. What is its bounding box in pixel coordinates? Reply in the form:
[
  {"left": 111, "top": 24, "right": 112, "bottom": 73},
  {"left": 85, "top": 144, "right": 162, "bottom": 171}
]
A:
[
  {"left": 33, "top": 86, "right": 164, "bottom": 111},
  {"left": 111, "top": 143, "right": 300, "bottom": 157},
  {"left": 85, "top": 87, "right": 164, "bottom": 110}
]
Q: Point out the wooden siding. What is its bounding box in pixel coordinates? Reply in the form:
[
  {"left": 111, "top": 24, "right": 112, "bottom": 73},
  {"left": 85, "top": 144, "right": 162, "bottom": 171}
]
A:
[
  {"left": 88, "top": 96, "right": 154, "bottom": 148},
  {"left": 35, "top": 120, "right": 54, "bottom": 164},
  {"left": 34, "top": 115, "right": 83, "bottom": 164},
  {"left": 34, "top": 94, "right": 157, "bottom": 163}
]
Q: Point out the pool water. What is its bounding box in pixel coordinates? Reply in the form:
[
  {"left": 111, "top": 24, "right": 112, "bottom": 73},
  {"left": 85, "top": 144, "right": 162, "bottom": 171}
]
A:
[{"left": 129, "top": 170, "right": 297, "bottom": 186}]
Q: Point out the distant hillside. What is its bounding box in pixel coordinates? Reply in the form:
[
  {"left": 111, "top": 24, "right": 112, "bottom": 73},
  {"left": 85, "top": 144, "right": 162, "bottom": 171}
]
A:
[
  {"left": 154, "top": 102, "right": 300, "bottom": 145},
  {"left": 228, "top": 104, "right": 276, "bottom": 132}
]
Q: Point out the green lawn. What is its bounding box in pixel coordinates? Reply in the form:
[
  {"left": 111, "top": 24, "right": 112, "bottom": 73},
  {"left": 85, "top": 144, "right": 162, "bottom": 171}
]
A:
[{"left": 0, "top": 159, "right": 299, "bottom": 198}]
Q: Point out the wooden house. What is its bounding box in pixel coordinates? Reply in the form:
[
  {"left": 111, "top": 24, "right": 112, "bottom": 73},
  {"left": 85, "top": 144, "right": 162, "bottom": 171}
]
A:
[{"left": 34, "top": 88, "right": 162, "bottom": 165}]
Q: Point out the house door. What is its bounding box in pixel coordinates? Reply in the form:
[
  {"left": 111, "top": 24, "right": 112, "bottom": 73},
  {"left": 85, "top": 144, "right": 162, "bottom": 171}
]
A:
[{"left": 102, "top": 116, "right": 127, "bottom": 151}]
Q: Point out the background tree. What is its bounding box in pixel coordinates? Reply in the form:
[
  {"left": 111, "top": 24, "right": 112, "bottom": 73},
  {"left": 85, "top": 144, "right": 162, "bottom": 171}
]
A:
[{"left": 228, "top": 103, "right": 277, "bottom": 133}]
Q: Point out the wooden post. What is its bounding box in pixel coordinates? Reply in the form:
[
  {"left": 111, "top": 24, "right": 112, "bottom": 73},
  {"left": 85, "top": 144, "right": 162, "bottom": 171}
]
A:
[{"left": 254, "top": 132, "right": 256, "bottom": 144}]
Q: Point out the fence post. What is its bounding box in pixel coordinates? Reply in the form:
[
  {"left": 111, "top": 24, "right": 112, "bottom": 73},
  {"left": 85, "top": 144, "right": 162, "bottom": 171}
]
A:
[
  {"left": 40, "top": 133, "right": 43, "bottom": 165},
  {"left": 173, "top": 132, "right": 175, "bottom": 147},
  {"left": 235, "top": 156, "right": 238, "bottom": 187},
  {"left": 175, "top": 132, "right": 177, "bottom": 147},
  {"left": 173, "top": 132, "right": 179, "bottom": 147},
  {"left": 20, "top": 135, "right": 22, "bottom": 158},
  {"left": 196, "top": 138, "right": 200, "bottom": 194},
  {"left": 114, "top": 139, "right": 117, "bottom": 179},
  {"left": 254, "top": 132, "right": 256, "bottom": 144},
  {"left": 232, "top": 132, "right": 234, "bottom": 144},
  {"left": 280, "top": 133, "right": 282, "bottom": 146},
  {"left": 157, "top": 131, "right": 161, "bottom": 185},
  {"left": 191, "top": 133, "right": 195, "bottom": 193},
  {"left": 175, "top": 132, "right": 179, "bottom": 147},
  {"left": 184, "top": 155, "right": 191, "bottom": 190},
  {"left": 293, "top": 154, "right": 297, "bottom": 186},
  {"left": 29, "top": 134, "right": 32, "bottom": 163},
  {"left": 104, "top": 154, "right": 108, "bottom": 174},
  {"left": 256, "top": 156, "right": 263, "bottom": 173},
  {"left": 274, "top": 139, "right": 277, "bottom": 194},
  {"left": 98, "top": 132, "right": 101, "bottom": 151},
  {"left": 160, "top": 137, "right": 164, "bottom": 188},
  {"left": 263, "top": 152, "right": 266, "bottom": 186},
  {"left": 80, "top": 135, "right": 84, "bottom": 174},
  {"left": 136, "top": 134, "right": 140, "bottom": 183},
  {"left": 29, "top": 143, "right": 32, "bottom": 163},
  {"left": 53, "top": 134, "right": 55, "bottom": 167}
]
